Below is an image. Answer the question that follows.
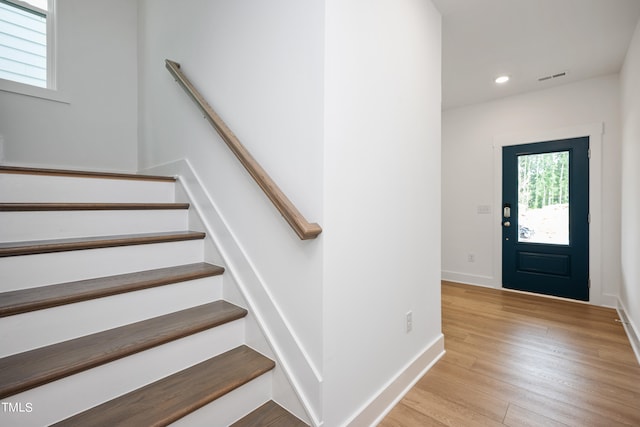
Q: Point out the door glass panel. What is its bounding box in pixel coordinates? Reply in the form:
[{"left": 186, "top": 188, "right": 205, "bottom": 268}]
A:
[{"left": 517, "top": 151, "right": 569, "bottom": 245}]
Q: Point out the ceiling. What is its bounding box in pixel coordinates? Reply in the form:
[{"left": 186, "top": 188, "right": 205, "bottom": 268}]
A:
[{"left": 431, "top": 0, "right": 640, "bottom": 110}]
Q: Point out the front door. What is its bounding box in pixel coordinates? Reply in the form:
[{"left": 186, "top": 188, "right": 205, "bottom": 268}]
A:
[{"left": 502, "top": 137, "right": 589, "bottom": 301}]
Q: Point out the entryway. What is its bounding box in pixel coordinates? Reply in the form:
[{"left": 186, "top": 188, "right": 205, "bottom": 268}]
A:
[{"left": 502, "top": 137, "right": 589, "bottom": 301}]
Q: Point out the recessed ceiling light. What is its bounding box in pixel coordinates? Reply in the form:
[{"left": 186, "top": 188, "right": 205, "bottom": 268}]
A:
[{"left": 495, "top": 75, "right": 510, "bottom": 84}]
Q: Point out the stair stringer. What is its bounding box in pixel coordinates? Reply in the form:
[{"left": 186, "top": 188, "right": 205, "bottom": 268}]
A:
[{"left": 143, "top": 159, "right": 321, "bottom": 426}]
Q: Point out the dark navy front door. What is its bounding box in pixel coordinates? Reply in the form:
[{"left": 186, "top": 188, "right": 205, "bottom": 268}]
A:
[{"left": 502, "top": 137, "right": 589, "bottom": 301}]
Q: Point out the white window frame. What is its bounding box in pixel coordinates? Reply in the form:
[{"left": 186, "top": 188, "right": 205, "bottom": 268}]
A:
[{"left": 0, "top": 0, "right": 68, "bottom": 103}]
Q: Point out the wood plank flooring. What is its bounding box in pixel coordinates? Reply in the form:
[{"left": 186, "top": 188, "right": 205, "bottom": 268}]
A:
[{"left": 380, "top": 282, "right": 640, "bottom": 427}]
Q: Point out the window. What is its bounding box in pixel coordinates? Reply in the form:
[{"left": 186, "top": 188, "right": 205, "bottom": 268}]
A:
[
  {"left": 0, "top": 0, "right": 53, "bottom": 89},
  {"left": 517, "top": 151, "right": 570, "bottom": 245}
]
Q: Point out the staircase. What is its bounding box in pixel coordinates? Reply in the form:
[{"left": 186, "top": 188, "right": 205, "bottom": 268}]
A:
[{"left": 0, "top": 166, "right": 308, "bottom": 426}]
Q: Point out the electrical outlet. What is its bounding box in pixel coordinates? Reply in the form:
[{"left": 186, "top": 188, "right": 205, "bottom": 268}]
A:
[
  {"left": 467, "top": 253, "right": 475, "bottom": 263},
  {"left": 406, "top": 311, "right": 413, "bottom": 333}
]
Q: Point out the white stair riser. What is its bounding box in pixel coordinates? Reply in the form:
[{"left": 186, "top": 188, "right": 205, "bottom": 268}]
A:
[
  {"left": 0, "top": 240, "right": 205, "bottom": 291},
  {"left": 171, "top": 372, "right": 272, "bottom": 427},
  {"left": 0, "top": 276, "right": 223, "bottom": 357},
  {"left": 0, "top": 174, "right": 176, "bottom": 203},
  {"left": 0, "top": 322, "right": 245, "bottom": 427},
  {"left": 0, "top": 210, "right": 189, "bottom": 242},
  {"left": 0, "top": 171, "right": 277, "bottom": 427}
]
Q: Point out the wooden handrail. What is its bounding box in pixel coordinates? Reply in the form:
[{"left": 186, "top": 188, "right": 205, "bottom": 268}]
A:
[{"left": 165, "top": 59, "right": 322, "bottom": 240}]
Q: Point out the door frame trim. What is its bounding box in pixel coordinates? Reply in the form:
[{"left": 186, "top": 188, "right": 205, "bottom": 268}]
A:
[{"left": 492, "top": 122, "right": 614, "bottom": 307}]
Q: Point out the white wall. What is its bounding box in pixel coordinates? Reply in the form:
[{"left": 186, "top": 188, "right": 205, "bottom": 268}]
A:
[
  {"left": 139, "top": 1, "right": 444, "bottom": 425},
  {"left": 137, "top": 0, "right": 325, "bottom": 422},
  {"left": 620, "top": 19, "right": 640, "bottom": 347},
  {"left": 0, "top": 0, "right": 138, "bottom": 172},
  {"left": 442, "top": 74, "right": 622, "bottom": 305},
  {"left": 323, "top": 1, "right": 443, "bottom": 425}
]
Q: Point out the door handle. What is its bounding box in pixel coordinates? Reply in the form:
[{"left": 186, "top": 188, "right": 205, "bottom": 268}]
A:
[{"left": 503, "top": 203, "right": 511, "bottom": 218}]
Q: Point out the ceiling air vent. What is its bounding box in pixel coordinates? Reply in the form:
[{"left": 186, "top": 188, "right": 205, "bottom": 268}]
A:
[{"left": 538, "top": 71, "right": 567, "bottom": 82}]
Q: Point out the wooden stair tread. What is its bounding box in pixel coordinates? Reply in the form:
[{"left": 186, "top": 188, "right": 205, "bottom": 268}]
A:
[
  {"left": 0, "top": 262, "right": 224, "bottom": 317},
  {"left": 0, "top": 301, "right": 247, "bottom": 399},
  {"left": 52, "top": 345, "right": 275, "bottom": 427},
  {"left": 231, "top": 401, "right": 309, "bottom": 427},
  {"left": 0, "top": 166, "right": 176, "bottom": 182},
  {"left": 0, "top": 230, "right": 206, "bottom": 257},
  {"left": 0, "top": 202, "right": 190, "bottom": 211}
]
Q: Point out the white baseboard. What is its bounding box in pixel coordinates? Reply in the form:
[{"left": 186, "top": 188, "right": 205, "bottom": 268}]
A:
[
  {"left": 344, "top": 334, "right": 445, "bottom": 427},
  {"left": 617, "top": 299, "right": 640, "bottom": 366},
  {"left": 441, "top": 270, "right": 496, "bottom": 288},
  {"left": 598, "top": 293, "right": 619, "bottom": 309},
  {"left": 442, "top": 271, "right": 619, "bottom": 309}
]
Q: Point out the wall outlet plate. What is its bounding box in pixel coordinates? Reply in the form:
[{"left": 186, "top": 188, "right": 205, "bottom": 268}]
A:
[{"left": 406, "top": 311, "right": 413, "bottom": 333}]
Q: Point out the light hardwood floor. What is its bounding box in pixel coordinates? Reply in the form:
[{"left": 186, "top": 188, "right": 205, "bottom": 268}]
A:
[{"left": 380, "top": 281, "right": 640, "bottom": 427}]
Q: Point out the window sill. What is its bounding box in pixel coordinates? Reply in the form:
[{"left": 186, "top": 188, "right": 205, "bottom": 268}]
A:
[{"left": 0, "top": 79, "right": 70, "bottom": 104}]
